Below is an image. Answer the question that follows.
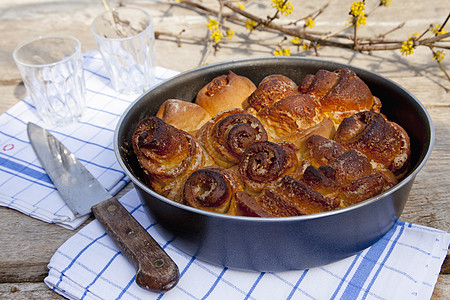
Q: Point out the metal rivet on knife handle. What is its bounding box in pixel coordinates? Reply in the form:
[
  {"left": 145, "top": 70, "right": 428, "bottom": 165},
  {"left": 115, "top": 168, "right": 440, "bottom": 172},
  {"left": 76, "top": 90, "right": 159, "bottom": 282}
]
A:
[{"left": 92, "top": 197, "right": 180, "bottom": 293}]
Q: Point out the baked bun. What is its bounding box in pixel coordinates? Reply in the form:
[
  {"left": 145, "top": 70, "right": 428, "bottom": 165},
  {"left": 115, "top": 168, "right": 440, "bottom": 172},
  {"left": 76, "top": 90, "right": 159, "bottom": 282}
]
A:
[
  {"left": 257, "top": 94, "right": 324, "bottom": 140},
  {"left": 302, "top": 134, "right": 345, "bottom": 168},
  {"left": 156, "top": 99, "right": 211, "bottom": 133},
  {"left": 238, "top": 141, "right": 300, "bottom": 192},
  {"left": 299, "top": 68, "right": 382, "bottom": 124},
  {"left": 132, "top": 116, "right": 214, "bottom": 202},
  {"left": 196, "top": 71, "right": 256, "bottom": 116},
  {"left": 235, "top": 175, "right": 339, "bottom": 217},
  {"left": 275, "top": 118, "right": 335, "bottom": 153},
  {"left": 245, "top": 74, "right": 298, "bottom": 112},
  {"left": 334, "top": 111, "right": 411, "bottom": 178},
  {"left": 183, "top": 167, "right": 243, "bottom": 214},
  {"left": 196, "top": 108, "right": 268, "bottom": 168}
]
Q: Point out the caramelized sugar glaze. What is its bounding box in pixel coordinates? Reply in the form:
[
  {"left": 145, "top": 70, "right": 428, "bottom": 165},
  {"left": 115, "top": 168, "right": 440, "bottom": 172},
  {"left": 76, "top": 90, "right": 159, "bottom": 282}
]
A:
[{"left": 132, "top": 68, "right": 411, "bottom": 217}]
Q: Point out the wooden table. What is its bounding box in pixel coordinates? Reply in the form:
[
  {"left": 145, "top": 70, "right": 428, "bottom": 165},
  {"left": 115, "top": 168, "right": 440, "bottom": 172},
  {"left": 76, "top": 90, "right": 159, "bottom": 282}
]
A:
[{"left": 0, "top": 1, "right": 448, "bottom": 299}]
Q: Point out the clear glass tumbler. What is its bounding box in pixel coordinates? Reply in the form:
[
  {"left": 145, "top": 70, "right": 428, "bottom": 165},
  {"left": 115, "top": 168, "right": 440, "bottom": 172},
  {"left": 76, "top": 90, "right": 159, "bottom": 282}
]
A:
[
  {"left": 13, "top": 34, "right": 86, "bottom": 127},
  {"left": 13, "top": 34, "right": 86, "bottom": 126},
  {"left": 90, "top": 6, "right": 156, "bottom": 95}
]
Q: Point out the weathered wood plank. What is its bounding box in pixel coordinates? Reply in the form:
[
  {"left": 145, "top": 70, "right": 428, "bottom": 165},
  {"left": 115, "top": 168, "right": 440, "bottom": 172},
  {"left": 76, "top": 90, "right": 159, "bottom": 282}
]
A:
[
  {"left": 0, "top": 282, "right": 64, "bottom": 300},
  {"left": 0, "top": 208, "right": 90, "bottom": 283}
]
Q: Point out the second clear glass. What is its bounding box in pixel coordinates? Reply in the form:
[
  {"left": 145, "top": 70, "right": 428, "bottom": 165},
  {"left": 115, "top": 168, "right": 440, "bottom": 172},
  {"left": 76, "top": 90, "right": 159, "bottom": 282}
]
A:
[{"left": 90, "top": 6, "right": 157, "bottom": 95}]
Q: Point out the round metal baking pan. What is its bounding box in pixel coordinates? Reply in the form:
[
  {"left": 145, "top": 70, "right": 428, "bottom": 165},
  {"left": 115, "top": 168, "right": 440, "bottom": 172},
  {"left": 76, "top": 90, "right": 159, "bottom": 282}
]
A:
[{"left": 114, "top": 57, "right": 434, "bottom": 271}]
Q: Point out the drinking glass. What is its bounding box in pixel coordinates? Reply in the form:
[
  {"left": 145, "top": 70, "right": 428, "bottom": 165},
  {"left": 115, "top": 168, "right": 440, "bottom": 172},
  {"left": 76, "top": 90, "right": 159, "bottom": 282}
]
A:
[
  {"left": 91, "top": 6, "right": 156, "bottom": 95},
  {"left": 13, "top": 34, "right": 86, "bottom": 126}
]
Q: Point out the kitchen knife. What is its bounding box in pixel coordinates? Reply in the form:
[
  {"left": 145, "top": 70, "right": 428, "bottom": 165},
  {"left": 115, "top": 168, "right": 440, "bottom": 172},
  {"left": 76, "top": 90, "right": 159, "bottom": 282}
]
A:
[{"left": 27, "top": 122, "right": 179, "bottom": 293}]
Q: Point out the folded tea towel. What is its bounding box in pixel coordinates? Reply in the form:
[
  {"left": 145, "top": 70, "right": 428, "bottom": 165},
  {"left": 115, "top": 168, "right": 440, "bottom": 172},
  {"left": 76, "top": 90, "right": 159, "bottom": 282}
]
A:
[
  {"left": 0, "top": 50, "right": 179, "bottom": 229},
  {"left": 45, "top": 189, "right": 450, "bottom": 300}
]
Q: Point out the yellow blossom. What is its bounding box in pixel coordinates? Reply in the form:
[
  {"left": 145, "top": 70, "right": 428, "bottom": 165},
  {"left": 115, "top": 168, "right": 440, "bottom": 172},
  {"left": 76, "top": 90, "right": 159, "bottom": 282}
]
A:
[
  {"left": 431, "top": 24, "right": 448, "bottom": 36},
  {"left": 380, "top": 0, "right": 391, "bottom": 7},
  {"left": 350, "top": 1, "right": 365, "bottom": 16},
  {"left": 237, "top": 2, "right": 245, "bottom": 10},
  {"left": 433, "top": 50, "right": 445, "bottom": 63},
  {"left": 348, "top": 1, "right": 367, "bottom": 28},
  {"left": 305, "top": 17, "right": 315, "bottom": 29},
  {"left": 211, "top": 29, "right": 223, "bottom": 44},
  {"left": 272, "top": 0, "right": 294, "bottom": 17},
  {"left": 226, "top": 29, "right": 234, "bottom": 39},
  {"left": 273, "top": 47, "right": 291, "bottom": 56},
  {"left": 400, "top": 40, "right": 414, "bottom": 56},
  {"left": 245, "top": 19, "right": 257, "bottom": 30},
  {"left": 357, "top": 15, "right": 367, "bottom": 26},
  {"left": 400, "top": 33, "right": 419, "bottom": 56},
  {"left": 273, "top": 48, "right": 283, "bottom": 56},
  {"left": 291, "top": 37, "right": 301, "bottom": 45},
  {"left": 207, "top": 18, "right": 219, "bottom": 31}
]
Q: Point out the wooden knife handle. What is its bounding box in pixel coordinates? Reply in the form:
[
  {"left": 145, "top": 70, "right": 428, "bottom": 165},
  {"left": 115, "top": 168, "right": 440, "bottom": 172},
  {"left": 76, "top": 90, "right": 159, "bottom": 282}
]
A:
[{"left": 92, "top": 197, "right": 179, "bottom": 293}]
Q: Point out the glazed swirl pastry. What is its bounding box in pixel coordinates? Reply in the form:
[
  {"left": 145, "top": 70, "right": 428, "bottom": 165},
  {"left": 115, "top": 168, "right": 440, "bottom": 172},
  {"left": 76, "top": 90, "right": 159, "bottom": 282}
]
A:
[
  {"left": 299, "top": 68, "right": 382, "bottom": 124},
  {"left": 334, "top": 111, "right": 411, "bottom": 178},
  {"left": 183, "top": 167, "right": 243, "bottom": 214},
  {"left": 245, "top": 74, "right": 298, "bottom": 113},
  {"left": 300, "top": 148, "right": 371, "bottom": 193},
  {"left": 256, "top": 94, "right": 325, "bottom": 140},
  {"left": 302, "top": 135, "right": 345, "bottom": 168},
  {"left": 300, "top": 135, "right": 398, "bottom": 205},
  {"left": 195, "top": 71, "right": 257, "bottom": 116},
  {"left": 197, "top": 108, "right": 268, "bottom": 168},
  {"left": 132, "top": 116, "right": 214, "bottom": 202},
  {"left": 238, "top": 141, "right": 299, "bottom": 192},
  {"left": 337, "top": 171, "right": 397, "bottom": 206},
  {"left": 234, "top": 176, "right": 340, "bottom": 217}
]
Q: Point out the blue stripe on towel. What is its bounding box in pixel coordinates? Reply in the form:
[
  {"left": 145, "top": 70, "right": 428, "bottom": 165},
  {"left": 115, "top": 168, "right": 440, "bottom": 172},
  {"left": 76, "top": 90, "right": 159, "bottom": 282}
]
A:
[
  {"left": 245, "top": 272, "right": 265, "bottom": 300},
  {"left": 287, "top": 269, "right": 310, "bottom": 300},
  {"left": 340, "top": 223, "right": 397, "bottom": 299},
  {"left": 0, "top": 155, "right": 52, "bottom": 184},
  {"left": 202, "top": 267, "right": 228, "bottom": 299},
  {"left": 362, "top": 223, "right": 406, "bottom": 299}
]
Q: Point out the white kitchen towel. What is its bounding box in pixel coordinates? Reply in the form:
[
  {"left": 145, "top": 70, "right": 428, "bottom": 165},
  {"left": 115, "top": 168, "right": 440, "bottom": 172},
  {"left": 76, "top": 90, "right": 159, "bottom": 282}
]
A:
[
  {"left": 0, "top": 50, "right": 179, "bottom": 229},
  {"left": 45, "top": 189, "right": 450, "bottom": 300}
]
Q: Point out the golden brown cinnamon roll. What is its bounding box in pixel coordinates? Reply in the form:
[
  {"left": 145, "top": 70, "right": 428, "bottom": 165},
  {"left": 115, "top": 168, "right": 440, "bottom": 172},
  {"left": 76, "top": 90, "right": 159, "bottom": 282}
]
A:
[
  {"left": 301, "top": 135, "right": 345, "bottom": 170},
  {"left": 183, "top": 167, "right": 243, "bottom": 214},
  {"left": 245, "top": 74, "right": 298, "bottom": 112},
  {"left": 197, "top": 108, "right": 268, "bottom": 168},
  {"left": 300, "top": 165, "right": 339, "bottom": 196},
  {"left": 328, "top": 149, "right": 373, "bottom": 184},
  {"left": 234, "top": 175, "right": 339, "bottom": 217},
  {"left": 156, "top": 99, "right": 211, "bottom": 134},
  {"left": 337, "top": 171, "right": 397, "bottom": 206},
  {"left": 132, "top": 116, "right": 214, "bottom": 202},
  {"left": 277, "top": 118, "right": 336, "bottom": 153},
  {"left": 334, "top": 111, "right": 411, "bottom": 178},
  {"left": 196, "top": 71, "right": 256, "bottom": 116},
  {"left": 256, "top": 94, "right": 325, "bottom": 140},
  {"left": 234, "top": 191, "right": 275, "bottom": 217},
  {"left": 235, "top": 190, "right": 305, "bottom": 217},
  {"left": 238, "top": 141, "right": 299, "bottom": 192},
  {"left": 276, "top": 175, "right": 340, "bottom": 214},
  {"left": 300, "top": 68, "right": 382, "bottom": 124},
  {"left": 300, "top": 149, "right": 373, "bottom": 196}
]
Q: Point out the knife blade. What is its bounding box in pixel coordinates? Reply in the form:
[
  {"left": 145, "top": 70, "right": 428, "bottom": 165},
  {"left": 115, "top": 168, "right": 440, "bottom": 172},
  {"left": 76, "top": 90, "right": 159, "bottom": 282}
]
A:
[{"left": 27, "top": 122, "right": 179, "bottom": 293}]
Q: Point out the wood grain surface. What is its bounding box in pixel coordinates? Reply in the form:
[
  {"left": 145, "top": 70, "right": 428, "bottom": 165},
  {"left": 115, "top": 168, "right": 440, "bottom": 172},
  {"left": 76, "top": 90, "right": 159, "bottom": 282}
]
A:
[{"left": 0, "top": 1, "right": 448, "bottom": 299}]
